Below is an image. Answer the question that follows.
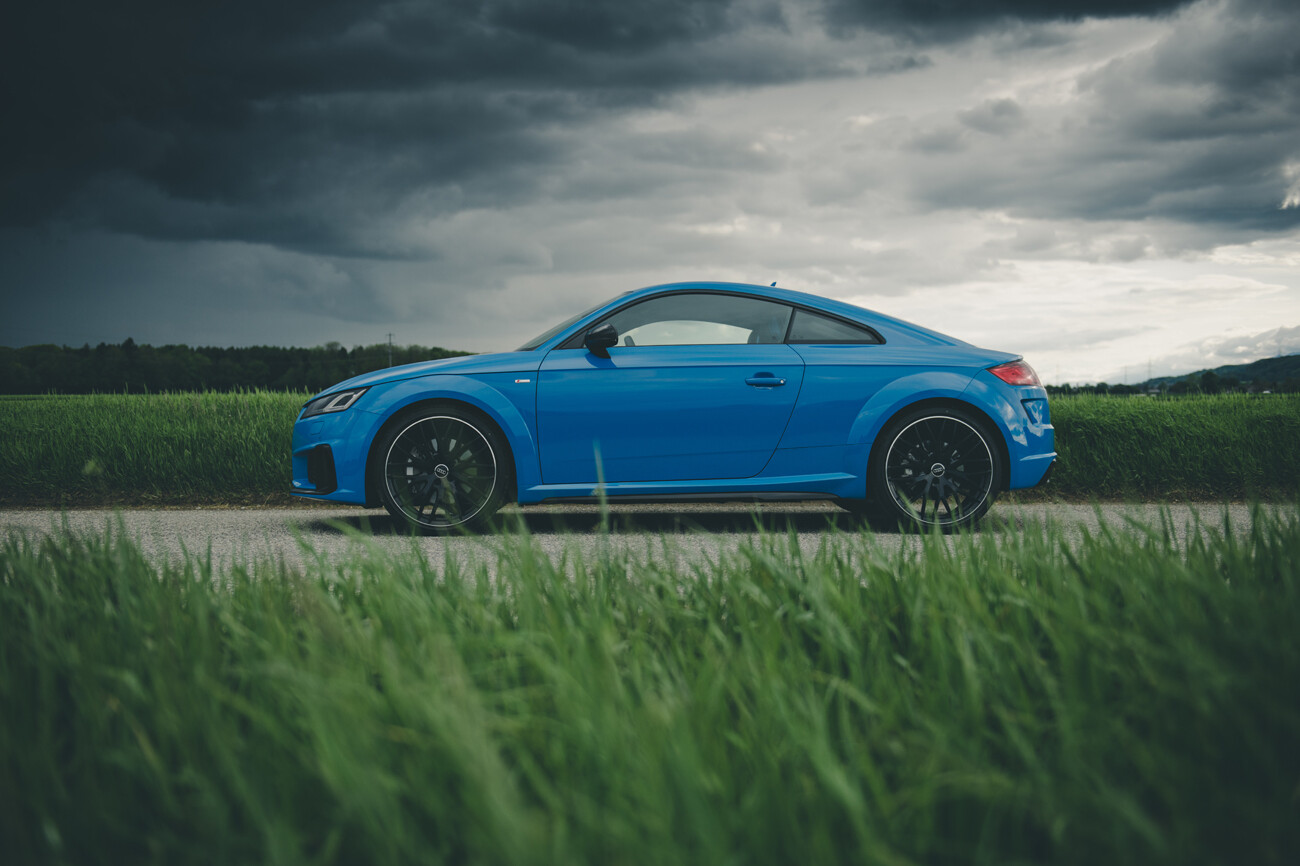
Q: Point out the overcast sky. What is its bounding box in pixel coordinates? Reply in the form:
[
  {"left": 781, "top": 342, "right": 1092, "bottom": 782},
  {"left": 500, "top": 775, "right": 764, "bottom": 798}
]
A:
[{"left": 2, "top": 0, "right": 1298, "bottom": 383}]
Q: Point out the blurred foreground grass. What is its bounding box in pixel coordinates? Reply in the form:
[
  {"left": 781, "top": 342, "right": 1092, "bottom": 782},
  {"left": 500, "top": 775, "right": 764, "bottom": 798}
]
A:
[{"left": 2, "top": 510, "right": 1298, "bottom": 864}]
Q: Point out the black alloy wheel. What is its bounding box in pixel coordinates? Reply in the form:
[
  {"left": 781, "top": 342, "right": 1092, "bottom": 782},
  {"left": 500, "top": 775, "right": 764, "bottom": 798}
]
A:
[
  {"left": 871, "top": 407, "right": 1001, "bottom": 530},
  {"left": 377, "top": 406, "right": 509, "bottom": 533}
]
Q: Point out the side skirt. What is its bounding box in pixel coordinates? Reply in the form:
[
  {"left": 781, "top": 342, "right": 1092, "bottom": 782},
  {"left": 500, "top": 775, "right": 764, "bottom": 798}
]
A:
[
  {"left": 517, "top": 472, "right": 858, "bottom": 505},
  {"left": 530, "top": 491, "right": 841, "bottom": 506}
]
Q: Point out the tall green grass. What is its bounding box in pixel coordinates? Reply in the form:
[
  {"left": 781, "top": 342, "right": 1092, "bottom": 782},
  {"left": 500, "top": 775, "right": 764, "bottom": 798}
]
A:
[
  {"left": 3, "top": 512, "right": 1298, "bottom": 864},
  {"left": 1043, "top": 393, "right": 1300, "bottom": 499},
  {"left": 1, "top": 392, "right": 1297, "bottom": 505},
  {"left": 0, "top": 391, "right": 305, "bottom": 505}
]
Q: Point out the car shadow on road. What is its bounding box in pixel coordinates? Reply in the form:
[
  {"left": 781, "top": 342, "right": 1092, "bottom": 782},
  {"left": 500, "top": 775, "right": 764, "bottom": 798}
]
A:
[
  {"left": 301, "top": 510, "right": 852, "bottom": 537},
  {"left": 299, "top": 506, "right": 1021, "bottom": 537}
]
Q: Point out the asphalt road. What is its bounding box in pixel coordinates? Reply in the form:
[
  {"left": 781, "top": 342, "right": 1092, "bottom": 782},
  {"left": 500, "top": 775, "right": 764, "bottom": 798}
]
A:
[{"left": 0, "top": 501, "right": 1275, "bottom": 576}]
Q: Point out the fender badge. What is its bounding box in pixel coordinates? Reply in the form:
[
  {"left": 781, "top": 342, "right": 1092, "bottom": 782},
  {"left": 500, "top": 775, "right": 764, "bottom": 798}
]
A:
[{"left": 514, "top": 378, "right": 532, "bottom": 384}]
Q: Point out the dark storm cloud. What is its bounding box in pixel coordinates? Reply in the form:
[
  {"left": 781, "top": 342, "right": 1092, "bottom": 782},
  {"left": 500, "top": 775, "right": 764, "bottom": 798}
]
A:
[
  {"left": 1, "top": 0, "right": 1216, "bottom": 261},
  {"left": 0, "top": 0, "right": 823, "bottom": 256},
  {"left": 896, "top": 0, "right": 1300, "bottom": 234},
  {"left": 820, "top": 0, "right": 1193, "bottom": 39}
]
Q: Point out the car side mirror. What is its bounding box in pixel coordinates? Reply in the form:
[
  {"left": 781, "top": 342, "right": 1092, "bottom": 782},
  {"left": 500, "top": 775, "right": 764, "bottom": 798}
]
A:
[{"left": 583, "top": 323, "right": 618, "bottom": 359}]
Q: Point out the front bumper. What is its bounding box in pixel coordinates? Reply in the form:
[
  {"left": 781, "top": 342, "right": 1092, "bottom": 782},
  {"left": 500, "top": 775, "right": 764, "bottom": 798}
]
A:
[
  {"left": 290, "top": 410, "right": 369, "bottom": 505},
  {"left": 303, "top": 444, "right": 337, "bottom": 494}
]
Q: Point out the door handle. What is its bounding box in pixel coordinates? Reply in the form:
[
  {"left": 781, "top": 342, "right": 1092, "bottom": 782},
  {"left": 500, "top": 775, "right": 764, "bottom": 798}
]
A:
[{"left": 745, "top": 375, "right": 786, "bottom": 387}]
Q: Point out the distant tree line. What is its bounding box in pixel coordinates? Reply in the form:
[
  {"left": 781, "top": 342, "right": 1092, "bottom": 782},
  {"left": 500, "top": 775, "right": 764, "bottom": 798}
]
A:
[
  {"left": 7, "top": 339, "right": 1298, "bottom": 397},
  {"left": 0, "top": 339, "right": 471, "bottom": 395},
  {"left": 1047, "top": 369, "right": 1300, "bottom": 396}
]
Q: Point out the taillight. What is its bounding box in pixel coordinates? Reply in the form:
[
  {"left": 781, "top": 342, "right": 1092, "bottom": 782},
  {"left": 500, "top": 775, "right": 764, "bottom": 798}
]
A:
[{"left": 988, "top": 360, "right": 1041, "bottom": 387}]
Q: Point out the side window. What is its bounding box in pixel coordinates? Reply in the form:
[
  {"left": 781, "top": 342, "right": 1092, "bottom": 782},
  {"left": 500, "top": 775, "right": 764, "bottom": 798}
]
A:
[
  {"left": 786, "top": 309, "right": 882, "bottom": 344},
  {"left": 585, "top": 293, "right": 794, "bottom": 347}
]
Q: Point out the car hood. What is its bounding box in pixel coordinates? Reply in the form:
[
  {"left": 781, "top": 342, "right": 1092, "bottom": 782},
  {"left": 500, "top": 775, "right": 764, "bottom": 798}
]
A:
[{"left": 324, "top": 351, "right": 541, "bottom": 394}]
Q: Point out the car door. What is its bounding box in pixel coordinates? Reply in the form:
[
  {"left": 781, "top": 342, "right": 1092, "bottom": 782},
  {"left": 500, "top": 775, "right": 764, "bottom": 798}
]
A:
[{"left": 537, "top": 292, "right": 805, "bottom": 484}]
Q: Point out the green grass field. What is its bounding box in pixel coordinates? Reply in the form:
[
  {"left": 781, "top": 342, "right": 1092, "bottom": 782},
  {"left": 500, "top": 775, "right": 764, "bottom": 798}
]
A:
[
  {"left": 1042, "top": 393, "right": 1300, "bottom": 500},
  {"left": 0, "top": 391, "right": 299, "bottom": 505},
  {"left": 2, "top": 392, "right": 1297, "bottom": 505},
  {"left": 2, "top": 511, "right": 1297, "bottom": 864}
]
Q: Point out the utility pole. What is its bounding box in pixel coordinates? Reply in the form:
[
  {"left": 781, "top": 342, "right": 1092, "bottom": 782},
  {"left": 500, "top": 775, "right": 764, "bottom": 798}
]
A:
[{"left": 387, "top": 333, "right": 394, "bottom": 368}]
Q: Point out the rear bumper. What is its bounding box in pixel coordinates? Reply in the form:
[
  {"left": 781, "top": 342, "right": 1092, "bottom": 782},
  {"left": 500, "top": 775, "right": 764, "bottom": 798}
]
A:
[
  {"left": 959, "top": 377, "right": 1056, "bottom": 491},
  {"left": 1012, "top": 451, "right": 1057, "bottom": 489},
  {"left": 958, "top": 373, "right": 1056, "bottom": 491},
  {"left": 1031, "top": 456, "right": 1055, "bottom": 488}
]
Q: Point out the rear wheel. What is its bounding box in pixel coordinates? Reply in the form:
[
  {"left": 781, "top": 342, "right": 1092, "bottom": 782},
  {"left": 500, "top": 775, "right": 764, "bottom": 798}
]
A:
[
  {"left": 375, "top": 405, "right": 511, "bottom": 533},
  {"left": 866, "top": 406, "right": 1002, "bottom": 530}
]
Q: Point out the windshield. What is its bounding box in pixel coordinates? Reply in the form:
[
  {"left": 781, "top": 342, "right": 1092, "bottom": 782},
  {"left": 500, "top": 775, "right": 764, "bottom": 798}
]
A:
[{"left": 515, "top": 292, "right": 626, "bottom": 351}]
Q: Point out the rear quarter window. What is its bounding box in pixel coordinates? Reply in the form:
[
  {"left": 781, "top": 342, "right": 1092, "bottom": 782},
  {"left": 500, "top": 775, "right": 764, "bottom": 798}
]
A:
[{"left": 786, "top": 309, "right": 883, "bottom": 344}]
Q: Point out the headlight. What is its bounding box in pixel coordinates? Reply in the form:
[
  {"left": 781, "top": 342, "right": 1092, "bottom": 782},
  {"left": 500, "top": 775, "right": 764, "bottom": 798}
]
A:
[{"left": 301, "top": 387, "right": 368, "bottom": 418}]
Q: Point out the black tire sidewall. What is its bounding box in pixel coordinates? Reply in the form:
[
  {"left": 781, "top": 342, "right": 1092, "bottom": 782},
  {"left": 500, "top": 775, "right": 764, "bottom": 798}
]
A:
[
  {"left": 373, "top": 403, "right": 512, "bottom": 534},
  {"left": 867, "top": 405, "right": 1002, "bottom": 530}
]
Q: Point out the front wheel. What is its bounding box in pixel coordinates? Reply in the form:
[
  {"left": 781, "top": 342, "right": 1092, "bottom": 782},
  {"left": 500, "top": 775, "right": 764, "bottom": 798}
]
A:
[
  {"left": 866, "top": 407, "right": 1002, "bottom": 530},
  {"left": 374, "top": 405, "right": 511, "bottom": 534}
]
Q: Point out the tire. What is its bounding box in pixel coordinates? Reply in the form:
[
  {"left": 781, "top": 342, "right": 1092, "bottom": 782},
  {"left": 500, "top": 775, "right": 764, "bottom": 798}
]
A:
[
  {"left": 373, "top": 404, "right": 512, "bottom": 534},
  {"left": 865, "top": 406, "right": 1002, "bottom": 531}
]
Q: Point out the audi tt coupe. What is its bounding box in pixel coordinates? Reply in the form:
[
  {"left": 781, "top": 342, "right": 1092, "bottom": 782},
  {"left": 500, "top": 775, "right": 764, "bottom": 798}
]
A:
[{"left": 291, "top": 282, "right": 1055, "bottom": 531}]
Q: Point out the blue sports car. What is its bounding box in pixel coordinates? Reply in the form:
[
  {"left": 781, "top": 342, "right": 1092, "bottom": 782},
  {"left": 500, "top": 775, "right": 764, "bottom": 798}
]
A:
[{"left": 291, "top": 282, "right": 1055, "bottom": 531}]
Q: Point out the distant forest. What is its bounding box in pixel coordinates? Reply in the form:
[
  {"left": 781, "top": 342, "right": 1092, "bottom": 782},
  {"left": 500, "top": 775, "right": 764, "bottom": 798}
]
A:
[
  {"left": 0, "top": 340, "right": 471, "bottom": 395},
  {"left": 1047, "top": 353, "right": 1300, "bottom": 396},
  {"left": 4, "top": 339, "right": 1298, "bottom": 397},
  {"left": 1138, "top": 354, "right": 1300, "bottom": 394}
]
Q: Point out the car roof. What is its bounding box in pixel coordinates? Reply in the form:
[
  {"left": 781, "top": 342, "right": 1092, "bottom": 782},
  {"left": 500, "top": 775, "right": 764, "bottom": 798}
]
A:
[{"left": 576, "top": 281, "right": 971, "bottom": 349}]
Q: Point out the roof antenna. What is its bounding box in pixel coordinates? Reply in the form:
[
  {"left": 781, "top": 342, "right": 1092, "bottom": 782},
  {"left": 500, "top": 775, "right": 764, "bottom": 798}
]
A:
[{"left": 770, "top": 281, "right": 777, "bottom": 287}]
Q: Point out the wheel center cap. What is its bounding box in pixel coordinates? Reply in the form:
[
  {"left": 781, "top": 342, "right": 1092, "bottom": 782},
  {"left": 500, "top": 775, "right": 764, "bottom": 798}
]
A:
[
  {"left": 434, "top": 464, "right": 450, "bottom": 479},
  {"left": 930, "top": 462, "right": 946, "bottom": 477}
]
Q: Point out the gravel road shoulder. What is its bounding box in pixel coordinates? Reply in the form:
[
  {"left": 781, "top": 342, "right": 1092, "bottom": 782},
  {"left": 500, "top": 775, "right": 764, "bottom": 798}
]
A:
[{"left": 1, "top": 501, "right": 1281, "bottom": 577}]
